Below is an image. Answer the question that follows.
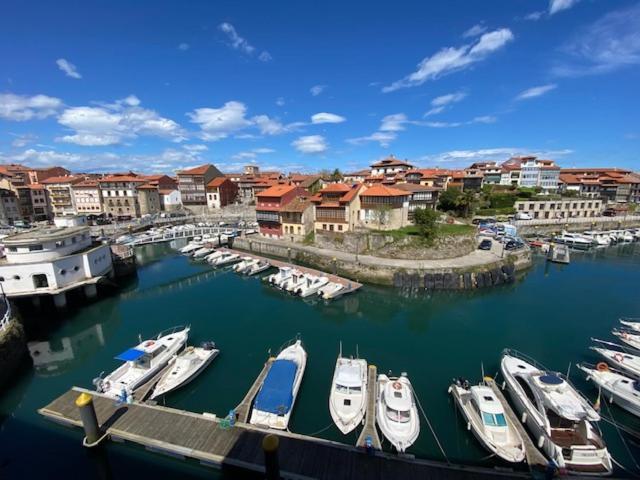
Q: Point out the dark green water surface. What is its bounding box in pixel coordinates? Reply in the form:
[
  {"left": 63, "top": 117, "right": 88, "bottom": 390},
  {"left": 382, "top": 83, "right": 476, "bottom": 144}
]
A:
[{"left": 1, "top": 242, "right": 639, "bottom": 478}]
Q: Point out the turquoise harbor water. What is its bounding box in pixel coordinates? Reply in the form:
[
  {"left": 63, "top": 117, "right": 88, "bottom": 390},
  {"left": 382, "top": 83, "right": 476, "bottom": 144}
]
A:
[{"left": 1, "top": 242, "right": 640, "bottom": 478}]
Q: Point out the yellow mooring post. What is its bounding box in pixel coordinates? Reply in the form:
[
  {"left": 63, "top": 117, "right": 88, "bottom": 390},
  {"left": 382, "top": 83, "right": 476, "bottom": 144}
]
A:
[
  {"left": 262, "top": 433, "right": 280, "bottom": 480},
  {"left": 75, "top": 392, "right": 100, "bottom": 446}
]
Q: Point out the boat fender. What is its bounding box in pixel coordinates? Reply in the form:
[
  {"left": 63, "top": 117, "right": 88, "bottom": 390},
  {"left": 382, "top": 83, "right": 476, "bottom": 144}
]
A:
[
  {"left": 447, "top": 386, "right": 452, "bottom": 394},
  {"left": 501, "top": 381, "right": 506, "bottom": 390},
  {"left": 614, "top": 353, "right": 624, "bottom": 363},
  {"left": 596, "top": 362, "right": 609, "bottom": 372},
  {"left": 537, "top": 436, "right": 544, "bottom": 449},
  {"left": 521, "top": 412, "right": 527, "bottom": 424},
  {"left": 467, "top": 422, "right": 471, "bottom": 431}
]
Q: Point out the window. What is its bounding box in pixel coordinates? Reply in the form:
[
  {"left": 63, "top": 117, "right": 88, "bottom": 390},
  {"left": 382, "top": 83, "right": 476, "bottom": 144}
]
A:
[
  {"left": 338, "top": 225, "right": 343, "bottom": 231},
  {"left": 28, "top": 244, "right": 43, "bottom": 251}
]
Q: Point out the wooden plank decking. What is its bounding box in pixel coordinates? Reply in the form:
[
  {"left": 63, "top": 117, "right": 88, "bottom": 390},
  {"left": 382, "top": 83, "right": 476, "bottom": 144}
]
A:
[
  {"left": 39, "top": 387, "right": 529, "bottom": 480},
  {"left": 356, "top": 365, "right": 382, "bottom": 450},
  {"left": 234, "top": 357, "right": 274, "bottom": 423}
]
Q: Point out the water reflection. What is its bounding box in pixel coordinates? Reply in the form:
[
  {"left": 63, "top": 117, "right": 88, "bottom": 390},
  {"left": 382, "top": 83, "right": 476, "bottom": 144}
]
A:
[{"left": 28, "top": 323, "right": 105, "bottom": 376}]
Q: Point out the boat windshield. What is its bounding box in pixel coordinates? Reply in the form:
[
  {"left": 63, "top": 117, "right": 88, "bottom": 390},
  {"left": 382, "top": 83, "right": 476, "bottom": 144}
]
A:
[
  {"left": 336, "top": 384, "right": 362, "bottom": 393},
  {"left": 386, "top": 406, "right": 410, "bottom": 423},
  {"left": 482, "top": 411, "right": 507, "bottom": 427}
]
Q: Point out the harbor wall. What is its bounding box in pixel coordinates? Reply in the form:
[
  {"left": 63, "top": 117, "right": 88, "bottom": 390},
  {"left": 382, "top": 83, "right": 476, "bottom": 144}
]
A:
[
  {"left": 516, "top": 217, "right": 640, "bottom": 237},
  {"left": 0, "top": 317, "right": 29, "bottom": 390},
  {"left": 232, "top": 236, "right": 531, "bottom": 289}
]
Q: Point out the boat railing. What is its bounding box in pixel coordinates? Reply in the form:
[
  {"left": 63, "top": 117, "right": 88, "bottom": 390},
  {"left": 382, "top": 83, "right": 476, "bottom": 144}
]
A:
[
  {"left": 620, "top": 317, "right": 640, "bottom": 323},
  {"left": 501, "top": 348, "right": 554, "bottom": 374},
  {"left": 0, "top": 289, "right": 11, "bottom": 333},
  {"left": 277, "top": 333, "right": 301, "bottom": 353},
  {"left": 590, "top": 337, "right": 638, "bottom": 355},
  {"left": 577, "top": 361, "right": 629, "bottom": 378},
  {"left": 156, "top": 325, "right": 190, "bottom": 339}
]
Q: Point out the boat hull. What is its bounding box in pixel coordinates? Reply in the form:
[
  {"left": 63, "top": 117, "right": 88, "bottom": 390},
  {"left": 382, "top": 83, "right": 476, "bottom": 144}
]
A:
[{"left": 150, "top": 347, "right": 219, "bottom": 399}]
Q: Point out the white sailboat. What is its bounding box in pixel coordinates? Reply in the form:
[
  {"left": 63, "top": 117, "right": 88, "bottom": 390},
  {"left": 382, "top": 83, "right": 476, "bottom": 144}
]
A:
[
  {"left": 93, "top": 326, "right": 190, "bottom": 400},
  {"left": 205, "top": 250, "right": 224, "bottom": 263},
  {"left": 449, "top": 378, "right": 525, "bottom": 463},
  {"left": 376, "top": 373, "right": 420, "bottom": 453},
  {"left": 582, "top": 231, "right": 612, "bottom": 247},
  {"left": 578, "top": 363, "right": 640, "bottom": 419},
  {"left": 149, "top": 341, "right": 219, "bottom": 400},
  {"left": 329, "top": 346, "right": 367, "bottom": 434},
  {"left": 500, "top": 349, "right": 612, "bottom": 476},
  {"left": 180, "top": 242, "right": 202, "bottom": 255},
  {"left": 612, "top": 329, "right": 640, "bottom": 351},
  {"left": 250, "top": 339, "right": 307, "bottom": 430}
]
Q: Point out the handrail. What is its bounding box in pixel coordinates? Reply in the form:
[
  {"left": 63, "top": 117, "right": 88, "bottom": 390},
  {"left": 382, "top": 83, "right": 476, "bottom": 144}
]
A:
[
  {"left": 0, "top": 292, "right": 11, "bottom": 332},
  {"left": 155, "top": 325, "right": 190, "bottom": 339}
]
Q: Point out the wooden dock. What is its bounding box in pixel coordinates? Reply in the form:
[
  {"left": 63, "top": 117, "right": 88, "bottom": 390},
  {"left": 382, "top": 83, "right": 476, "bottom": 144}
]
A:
[
  {"left": 39, "top": 387, "right": 529, "bottom": 479},
  {"left": 223, "top": 248, "right": 362, "bottom": 293},
  {"left": 486, "top": 378, "right": 548, "bottom": 469},
  {"left": 356, "top": 365, "right": 382, "bottom": 450},
  {"left": 234, "top": 357, "right": 274, "bottom": 423}
]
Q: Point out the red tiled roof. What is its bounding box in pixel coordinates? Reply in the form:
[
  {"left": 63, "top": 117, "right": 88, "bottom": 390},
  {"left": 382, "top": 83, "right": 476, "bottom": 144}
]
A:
[
  {"left": 41, "top": 175, "right": 84, "bottom": 184},
  {"left": 207, "top": 177, "right": 228, "bottom": 188},
  {"left": 370, "top": 155, "right": 414, "bottom": 168},
  {"left": 320, "top": 183, "right": 351, "bottom": 193},
  {"left": 73, "top": 179, "right": 99, "bottom": 188},
  {"left": 176, "top": 164, "right": 213, "bottom": 175},
  {"left": 360, "top": 184, "right": 410, "bottom": 197},
  {"left": 159, "top": 188, "right": 177, "bottom": 195},
  {"left": 256, "top": 184, "right": 297, "bottom": 198},
  {"left": 345, "top": 169, "right": 371, "bottom": 177},
  {"left": 280, "top": 197, "right": 311, "bottom": 213},
  {"left": 137, "top": 183, "right": 158, "bottom": 190},
  {"left": 393, "top": 183, "right": 440, "bottom": 193},
  {"left": 98, "top": 175, "right": 146, "bottom": 183}
]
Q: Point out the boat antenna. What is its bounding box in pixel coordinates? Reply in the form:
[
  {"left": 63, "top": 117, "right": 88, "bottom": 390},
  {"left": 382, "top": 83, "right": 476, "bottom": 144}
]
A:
[
  {"left": 339, "top": 340, "right": 342, "bottom": 358},
  {"left": 356, "top": 344, "right": 359, "bottom": 359},
  {"left": 481, "top": 361, "right": 485, "bottom": 380},
  {"left": 138, "top": 333, "right": 142, "bottom": 343},
  {"left": 566, "top": 362, "right": 572, "bottom": 380}
]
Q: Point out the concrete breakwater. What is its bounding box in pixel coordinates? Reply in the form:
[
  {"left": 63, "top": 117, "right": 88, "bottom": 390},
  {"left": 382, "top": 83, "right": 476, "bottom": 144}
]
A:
[{"left": 231, "top": 236, "right": 531, "bottom": 289}]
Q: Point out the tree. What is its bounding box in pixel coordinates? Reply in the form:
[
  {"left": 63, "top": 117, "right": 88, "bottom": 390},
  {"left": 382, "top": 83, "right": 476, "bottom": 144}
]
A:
[
  {"left": 330, "top": 168, "right": 343, "bottom": 182},
  {"left": 438, "top": 187, "right": 461, "bottom": 212},
  {"left": 370, "top": 204, "right": 392, "bottom": 229},
  {"left": 455, "top": 191, "right": 476, "bottom": 218},
  {"left": 414, "top": 207, "right": 440, "bottom": 240}
]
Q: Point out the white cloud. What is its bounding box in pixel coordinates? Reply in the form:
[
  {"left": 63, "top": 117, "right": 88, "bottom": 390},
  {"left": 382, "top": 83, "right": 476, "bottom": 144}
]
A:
[
  {"left": 58, "top": 97, "right": 186, "bottom": 146},
  {"left": 218, "top": 22, "right": 271, "bottom": 61},
  {"left": 383, "top": 28, "right": 514, "bottom": 92},
  {"left": 421, "top": 147, "right": 573, "bottom": 165},
  {"left": 463, "top": 24, "right": 487, "bottom": 38},
  {"left": 471, "top": 115, "right": 497, "bottom": 124},
  {"left": 310, "top": 85, "right": 326, "bottom": 96},
  {"left": 188, "top": 101, "right": 251, "bottom": 141},
  {"left": 553, "top": 4, "right": 640, "bottom": 76},
  {"left": 347, "top": 113, "right": 407, "bottom": 147},
  {"left": 182, "top": 144, "right": 208, "bottom": 152},
  {"left": 311, "top": 112, "right": 346, "bottom": 124},
  {"left": 515, "top": 84, "right": 557, "bottom": 100},
  {"left": 292, "top": 135, "right": 327, "bottom": 154},
  {"left": 346, "top": 131, "right": 397, "bottom": 148},
  {"left": 178, "top": 43, "right": 190, "bottom": 51},
  {"left": 275, "top": 97, "right": 285, "bottom": 107},
  {"left": 253, "top": 147, "right": 275, "bottom": 154},
  {"left": 425, "top": 91, "right": 467, "bottom": 116},
  {"left": 56, "top": 58, "right": 82, "bottom": 79},
  {"left": 380, "top": 113, "right": 408, "bottom": 131},
  {"left": 10, "top": 133, "right": 38, "bottom": 148},
  {"left": 525, "top": 11, "right": 545, "bottom": 21},
  {"left": 0, "top": 93, "right": 63, "bottom": 121},
  {"left": 549, "top": 0, "right": 579, "bottom": 15},
  {"left": 252, "top": 115, "right": 304, "bottom": 135},
  {"left": 231, "top": 147, "right": 275, "bottom": 161}
]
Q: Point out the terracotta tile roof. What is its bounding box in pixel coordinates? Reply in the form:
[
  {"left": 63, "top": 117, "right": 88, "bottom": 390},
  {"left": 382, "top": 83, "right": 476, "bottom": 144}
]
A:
[
  {"left": 280, "top": 197, "right": 311, "bottom": 213},
  {"left": 345, "top": 169, "right": 371, "bottom": 177},
  {"left": 137, "top": 183, "right": 158, "bottom": 190},
  {"left": 340, "top": 183, "right": 363, "bottom": 202},
  {"left": 360, "top": 184, "right": 410, "bottom": 197},
  {"left": 41, "top": 175, "right": 84, "bottom": 185},
  {"left": 159, "top": 188, "right": 177, "bottom": 195},
  {"left": 207, "top": 177, "right": 228, "bottom": 188},
  {"left": 98, "top": 175, "right": 146, "bottom": 183},
  {"left": 393, "top": 183, "right": 440, "bottom": 193},
  {"left": 319, "top": 183, "right": 351, "bottom": 193},
  {"left": 176, "top": 164, "right": 213, "bottom": 175},
  {"left": 256, "top": 184, "right": 297, "bottom": 198},
  {"left": 72, "top": 179, "right": 99, "bottom": 188},
  {"left": 370, "top": 155, "right": 414, "bottom": 168},
  {"left": 26, "top": 183, "right": 46, "bottom": 190}
]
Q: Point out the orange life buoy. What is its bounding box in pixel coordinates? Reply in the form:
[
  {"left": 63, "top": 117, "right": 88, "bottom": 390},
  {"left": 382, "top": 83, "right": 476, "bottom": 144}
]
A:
[
  {"left": 596, "top": 362, "right": 609, "bottom": 372},
  {"left": 145, "top": 340, "right": 155, "bottom": 347},
  {"left": 614, "top": 353, "right": 624, "bottom": 363},
  {"left": 392, "top": 381, "right": 402, "bottom": 390}
]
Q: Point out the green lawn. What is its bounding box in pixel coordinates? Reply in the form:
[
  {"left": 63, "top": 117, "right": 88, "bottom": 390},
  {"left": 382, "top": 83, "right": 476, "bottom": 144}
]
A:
[{"left": 375, "top": 223, "right": 474, "bottom": 240}]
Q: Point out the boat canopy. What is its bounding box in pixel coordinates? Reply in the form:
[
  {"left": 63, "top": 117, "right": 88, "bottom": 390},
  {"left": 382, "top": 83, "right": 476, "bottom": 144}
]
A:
[
  {"left": 336, "top": 363, "right": 362, "bottom": 388},
  {"left": 254, "top": 359, "right": 296, "bottom": 415},
  {"left": 115, "top": 348, "right": 146, "bottom": 361}
]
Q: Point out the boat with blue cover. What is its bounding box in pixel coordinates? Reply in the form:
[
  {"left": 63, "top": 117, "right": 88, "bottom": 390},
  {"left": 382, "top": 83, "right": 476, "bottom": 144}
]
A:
[
  {"left": 249, "top": 339, "right": 307, "bottom": 430},
  {"left": 93, "top": 326, "right": 189, "bottom": 400}
]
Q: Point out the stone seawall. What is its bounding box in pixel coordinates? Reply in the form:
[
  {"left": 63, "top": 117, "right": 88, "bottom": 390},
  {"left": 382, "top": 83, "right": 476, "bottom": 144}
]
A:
[
  {"left": 517, "top": 218, "right": 640, "bottom": 236},
  {"left": 232, "top": 236, "right": 531, "bottom": 290},
  {"left": 0, "top": 317, "right": 29, "bottom": 389}
]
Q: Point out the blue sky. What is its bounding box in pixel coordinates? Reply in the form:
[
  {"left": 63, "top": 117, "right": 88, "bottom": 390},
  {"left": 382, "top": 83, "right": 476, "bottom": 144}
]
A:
[{"left": 1, "top": 0, "right": 639, "bottom": 174}]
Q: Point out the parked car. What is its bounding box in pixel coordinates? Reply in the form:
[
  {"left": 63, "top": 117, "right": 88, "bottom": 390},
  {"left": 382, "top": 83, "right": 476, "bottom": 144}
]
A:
[
  {"left": 514, "top": 212, "right": 533, "bottom": 220},
  {"left": 478, "top": 239, "right": 493, "bottom": 250}
]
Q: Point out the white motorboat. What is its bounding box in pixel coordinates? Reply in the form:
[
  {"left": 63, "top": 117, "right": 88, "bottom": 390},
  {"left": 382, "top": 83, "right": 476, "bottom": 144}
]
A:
[
  {"left": 193, "top": 247, "right": 215, "bottom": 258},
  {"left": 500, "top": 349, "right": 612, "bottom": 476},
  {"left": 93, "top": 326, "right": 190, "bottom": 400},
  {"left": 591, "top": 344, "right": 640, "bottom": 378},
  {"left": 232, "top": 257, "right": 257, "bottom": 273},
  {"left": 578, "top": 363, "right": 640, "bottom": 419},
  {"left": 376, "top": 373, "right": 420, "bottom": 453},
  {"left": 553, "top": 231, "right": 592, "bottom": 250},
  {"left": 620, "top": 318, "right": 640, "bottom": 333},
  {"left": 329, "top": 350, "right": 367, "bottom": 434},
  {"left": 277, "top": 269, "right": 303, "bottom": 290},
  {"left": 581, "top": 231, "right": 611, "bottom": 247},
  {"left": 319, "top": 282, "right": 345, "bottom": 300},
  {"left": 296, "top": 276, "right": 330, "bottom": 297},
  {"left": 547, "top": 243, "right": 570, "bottom": 264},
  {"left": 205, "top": 250, "right": 224, "bottom": 263},
  {"left": 149, "top": 341, "right": 219, "bottom": 400},
  {"left": 250, "top": 339, "right": 307, "bottom": 430},
  {"left": 284, "top": 271, "right": 310, "bottom": 293},
  {"left": 211, "top": 252, "right": 240, "bottom": 267},
  {"left": 448, "top": 378, "right": 525, "bottom": 463},
  {"left": 612, "top": 329, "right": 640, "bottom": 351},
  {"left": 247, "top": 260, "right": 271, "bottom": 276},
  {"left": 267, "top": 266, "right": 293, "bottom": 285}
]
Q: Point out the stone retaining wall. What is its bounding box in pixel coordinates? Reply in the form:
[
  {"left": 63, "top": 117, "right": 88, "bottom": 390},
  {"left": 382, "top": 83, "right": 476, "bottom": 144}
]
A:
[
  {"left": 0, "top": 316, "right": 28, "bottom": 389},
  {"left": 232, "top": 236, "right": 531, "bottom": 290},
  {"left": 517, "top": 218, "right": 640, "bottom": 237}
]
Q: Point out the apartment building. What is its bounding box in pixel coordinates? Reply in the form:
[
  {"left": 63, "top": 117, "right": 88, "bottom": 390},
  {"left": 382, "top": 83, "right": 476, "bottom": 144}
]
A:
[
  {"left": 560, "top": 168, "right": 640, "bottom": 204},
  {"left": 310, "top": 183, "right": 363, "bottom": 233},
  {"left": 98, "top": 175, "right": 147, "bottom": 218},
  {"left": 500, "top": 156, "right": 560, "bottom": 190},
  {"left": 16, "top": 184, "right": 52, "bottom": 222},
  {"left": 0, "top": 189, "right": 21, "bottom": 224},
  {"left": 393, "top": 183, "right": 440, "bottom": 220},
  {"left": 370, "top": 155, "right": 414, "bottom": 178},
  {"left": 206, "top": 177, "right": 238, "bottom": 209},
  {"left": 176, "top": 164, "right": 224, "bottom": 206},
  {"left": 41, "top": 175, "right": 84, "bottom": 216},
  {"left": 72, "top": 180, "right": 103, "bottom": 215},
  {"left": 514, "top": 199, "right": 603, "bottom": 219},
  {"left": 358, "top": 184, "right": 410, "bottom": 231},
  {"left": 255, "top": 184, "right": 308, "bottom": 238}
]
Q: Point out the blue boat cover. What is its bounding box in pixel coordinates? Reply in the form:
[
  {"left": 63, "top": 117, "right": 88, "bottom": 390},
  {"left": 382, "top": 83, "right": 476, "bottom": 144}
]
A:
[
  {"left": 540, "top": 374, "right": 563, "bottom": 385},
  {"left": 115, "top": 348, "right": 146, "bottom": 361},
  {"left": 254, "top": 359, "right": 297, "bottom": 414}
]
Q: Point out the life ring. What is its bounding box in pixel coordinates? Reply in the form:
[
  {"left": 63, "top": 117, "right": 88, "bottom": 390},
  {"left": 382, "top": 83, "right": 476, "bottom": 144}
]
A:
[
  {"left": 622, "top": 332, "right": 629, "bottom": 339},
  {"left": 392, "top": 381, "right": 402, "bottom": 390},
  {"left": 145, "top": 340, "right": 155, "bottom": 347},
  {"left": 596, "top": 362, "right": 609, "bottom": 372},
  {"left": 614, "top": 353, "right": 624, "bottom": 363}
]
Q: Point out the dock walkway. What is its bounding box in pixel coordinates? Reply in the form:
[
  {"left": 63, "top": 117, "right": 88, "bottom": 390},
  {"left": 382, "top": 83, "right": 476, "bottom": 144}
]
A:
[
  {"left": 234, "top": 357, "right": 274, "bottom": 423},
  {"left": 40, "top": 387, "right": 528, "bottom": 480},
  {"left": 356, "top": 365, "right": 382, "bottom": 450}
]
